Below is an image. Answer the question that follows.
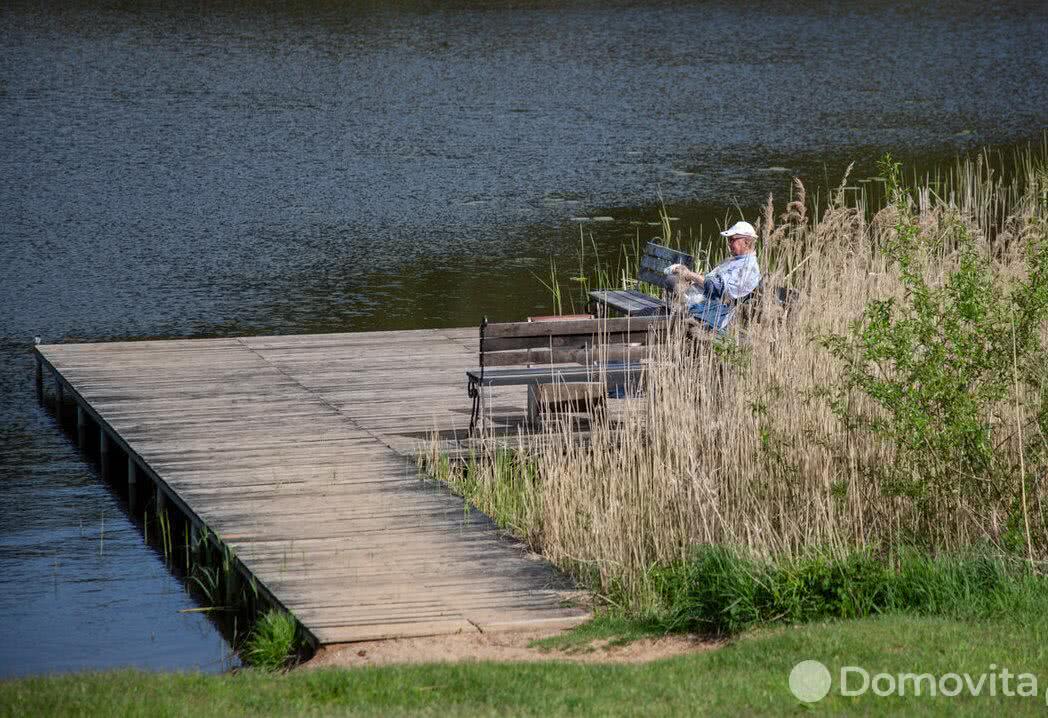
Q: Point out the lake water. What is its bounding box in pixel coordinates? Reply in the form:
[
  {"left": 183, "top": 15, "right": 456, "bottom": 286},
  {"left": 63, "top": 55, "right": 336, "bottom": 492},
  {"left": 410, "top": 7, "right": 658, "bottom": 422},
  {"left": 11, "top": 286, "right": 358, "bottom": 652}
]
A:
[{"left": 1, "top": 0, "right": 1046, "bottom": 677}]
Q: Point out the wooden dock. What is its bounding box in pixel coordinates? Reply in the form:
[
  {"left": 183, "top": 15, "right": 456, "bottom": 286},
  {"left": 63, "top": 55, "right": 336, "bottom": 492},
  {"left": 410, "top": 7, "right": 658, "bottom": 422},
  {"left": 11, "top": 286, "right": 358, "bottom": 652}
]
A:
[{"left": 34, "top": 329, "right": 588, "bottom": 647}]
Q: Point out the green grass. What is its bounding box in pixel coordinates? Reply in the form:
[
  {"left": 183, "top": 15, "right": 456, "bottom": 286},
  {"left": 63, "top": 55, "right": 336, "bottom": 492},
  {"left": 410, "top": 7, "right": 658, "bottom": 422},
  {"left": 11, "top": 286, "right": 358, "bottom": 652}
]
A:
[
  {"left": 528, "top": 614, "right": 669, "bottom": 654},
  {"left": 648, "top": 545, "right": 1048, "bottom": 636},
  {"left": 5, "top": 612, "right": 1048, "bottom": 716},
  {"left": 242, "top": 610, "right": 298, "bottom": 671}
]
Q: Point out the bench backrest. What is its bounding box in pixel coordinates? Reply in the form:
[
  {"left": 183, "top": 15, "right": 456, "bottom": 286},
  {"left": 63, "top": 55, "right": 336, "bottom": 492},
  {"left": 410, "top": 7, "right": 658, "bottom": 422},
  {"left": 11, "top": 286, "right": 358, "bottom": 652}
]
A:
[
  {"left": 480, "top": 316, "right": 663, "bottom": 367},
  {"left": 638, "top": 242, "right": 694, "bottom": 289}
]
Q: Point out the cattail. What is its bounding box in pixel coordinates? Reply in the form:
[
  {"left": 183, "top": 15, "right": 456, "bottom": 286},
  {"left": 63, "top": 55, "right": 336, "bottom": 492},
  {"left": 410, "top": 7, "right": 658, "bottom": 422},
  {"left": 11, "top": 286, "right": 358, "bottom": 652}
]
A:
[
  {"left": 782, "top": 177, "right": 808, "bottom": 227},
  {"left": 761, "top": 193, "right": 775, "bottom": 244}
]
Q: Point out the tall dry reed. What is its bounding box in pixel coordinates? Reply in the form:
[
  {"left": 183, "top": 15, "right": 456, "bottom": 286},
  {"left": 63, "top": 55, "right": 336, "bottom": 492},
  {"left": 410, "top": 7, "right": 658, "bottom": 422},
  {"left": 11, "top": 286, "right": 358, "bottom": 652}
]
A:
[{"left": 426, "top": 144, "right": 1048, "bottom": 610}]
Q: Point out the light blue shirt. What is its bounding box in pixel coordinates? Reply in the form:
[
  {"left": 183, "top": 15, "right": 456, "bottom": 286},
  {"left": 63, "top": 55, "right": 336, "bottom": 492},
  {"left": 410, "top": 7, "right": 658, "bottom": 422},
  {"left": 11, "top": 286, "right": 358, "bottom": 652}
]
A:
[{"left": 684, "top": 253, "right": 761, "bottom": 332}]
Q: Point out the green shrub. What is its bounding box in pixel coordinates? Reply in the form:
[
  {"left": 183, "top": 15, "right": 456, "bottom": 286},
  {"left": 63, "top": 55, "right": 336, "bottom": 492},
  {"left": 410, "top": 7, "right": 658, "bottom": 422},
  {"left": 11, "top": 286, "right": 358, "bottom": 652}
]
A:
[
  {"left": 819, "top": 156, "right": 1048, "bottom": 543},
  {"left": 243, "top": 610, "right": 299, "bottom": 671}
]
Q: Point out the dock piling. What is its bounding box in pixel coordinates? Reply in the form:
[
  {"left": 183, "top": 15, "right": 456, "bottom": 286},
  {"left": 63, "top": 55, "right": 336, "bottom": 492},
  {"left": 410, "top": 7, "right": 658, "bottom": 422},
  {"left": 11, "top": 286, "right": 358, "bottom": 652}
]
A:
[
  {"left": 34, "top": 354, "right": 43, "bottom": 404},
  {"left": 76, "top": 405, "right": 87, "bottom": 448},
  {"left": 127, "top": 456, "right": 138, "bottom": 509},
  {"left": 223, "top": 559, "right": 240, "bottom": 605},
  {"left": 99, "top": 429, "right": 111, "bottom": 479}
]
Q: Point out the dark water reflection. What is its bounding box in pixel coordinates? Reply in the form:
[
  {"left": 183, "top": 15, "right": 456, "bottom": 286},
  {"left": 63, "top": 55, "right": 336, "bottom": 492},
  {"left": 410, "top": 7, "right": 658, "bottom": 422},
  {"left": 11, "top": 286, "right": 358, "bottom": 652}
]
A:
[{"left": 1, "top": 0, "right": 1046, "bottom": 677}]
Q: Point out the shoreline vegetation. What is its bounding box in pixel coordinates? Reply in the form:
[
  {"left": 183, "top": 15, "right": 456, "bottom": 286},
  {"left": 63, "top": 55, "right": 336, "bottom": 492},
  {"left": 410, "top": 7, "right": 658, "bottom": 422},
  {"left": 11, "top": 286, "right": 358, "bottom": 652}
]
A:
[
  {"left": 4, "top": 142, "right": 1047, "bottom": 715},
  {"left": 423, "top": 140, "right": 1048, "bottom": 630}
]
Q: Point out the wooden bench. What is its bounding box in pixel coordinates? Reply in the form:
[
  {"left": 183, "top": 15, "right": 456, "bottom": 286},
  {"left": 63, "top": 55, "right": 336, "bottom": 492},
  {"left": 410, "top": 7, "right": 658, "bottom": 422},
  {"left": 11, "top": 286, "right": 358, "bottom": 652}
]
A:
[
  {"left": 588, "top": 241, "right": 693, "bottom": 317},
  {"left": 465, "top": 316, "right": 662, "bottom": 433},
  {"left": 737, "top": 282, "right": 802, "bottom": 325}
]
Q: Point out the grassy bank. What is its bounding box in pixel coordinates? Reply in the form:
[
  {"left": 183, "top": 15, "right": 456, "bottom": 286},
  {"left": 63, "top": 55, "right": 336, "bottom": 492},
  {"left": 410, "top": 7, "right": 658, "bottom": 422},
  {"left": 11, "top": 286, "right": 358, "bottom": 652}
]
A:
[
  {"left": 649, "top": 545, "right": 1047, "bottom": 635},
  {"left": 5, "top": 609, "right": 1048, "bottom": 716}
]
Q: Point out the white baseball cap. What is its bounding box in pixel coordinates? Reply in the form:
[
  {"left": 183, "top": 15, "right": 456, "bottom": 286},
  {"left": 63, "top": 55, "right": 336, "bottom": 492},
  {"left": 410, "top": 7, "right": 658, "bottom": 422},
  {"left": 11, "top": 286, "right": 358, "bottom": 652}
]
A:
[{"left": 719, "top": 221, "right": 757, "bottom": 238}]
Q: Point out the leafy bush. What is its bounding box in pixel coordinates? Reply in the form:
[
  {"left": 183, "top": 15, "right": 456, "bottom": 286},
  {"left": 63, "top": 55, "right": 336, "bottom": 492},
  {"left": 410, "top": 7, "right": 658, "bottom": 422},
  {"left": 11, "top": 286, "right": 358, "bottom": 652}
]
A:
[{"left": 819, "top": 156, "right": 1048, "bottom": 545}]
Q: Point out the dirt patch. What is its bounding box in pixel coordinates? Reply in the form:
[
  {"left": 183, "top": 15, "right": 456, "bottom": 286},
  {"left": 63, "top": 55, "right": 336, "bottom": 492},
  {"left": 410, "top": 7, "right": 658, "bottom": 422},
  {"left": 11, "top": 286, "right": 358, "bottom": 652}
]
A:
[{"left": 302, "top": 629, "right": 716, "bottom": 669}]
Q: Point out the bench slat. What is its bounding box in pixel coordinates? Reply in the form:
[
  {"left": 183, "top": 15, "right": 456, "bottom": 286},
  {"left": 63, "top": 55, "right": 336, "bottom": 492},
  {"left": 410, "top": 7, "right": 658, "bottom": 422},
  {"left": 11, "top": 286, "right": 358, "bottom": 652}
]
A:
[
  {"left": 638, "top": 268, "right": 672, "bottom": 288},
  {"left": 645, "top": 243, "right": 694, "bottom": 266},
  {"left": 589, "top": 289, "right": 667, "bottom": 316},
  {"left": 639, "top": 254, "right": 676, "bottom": 274},
  {"left": 588, "top": 289, "right": 662, "bottom": 305},
  {"left": 467, "top": 363, "right": 646, "bottom": 388},
  {"left": 484, "top": 316, "right": 662, "bottom": 339},
  {"left": 483, "top": 330, "right": 655, "bottom": 353},
  {"left": 482, "top": 344, "right": 653, "bottom": 367}
]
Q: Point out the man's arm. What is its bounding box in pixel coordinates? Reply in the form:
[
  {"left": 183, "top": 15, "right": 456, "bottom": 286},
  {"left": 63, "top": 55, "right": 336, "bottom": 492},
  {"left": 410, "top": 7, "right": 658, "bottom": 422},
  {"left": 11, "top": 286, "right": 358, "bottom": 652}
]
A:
[{"left": 666, "top": 263, "right": 704, "bottom": 285}]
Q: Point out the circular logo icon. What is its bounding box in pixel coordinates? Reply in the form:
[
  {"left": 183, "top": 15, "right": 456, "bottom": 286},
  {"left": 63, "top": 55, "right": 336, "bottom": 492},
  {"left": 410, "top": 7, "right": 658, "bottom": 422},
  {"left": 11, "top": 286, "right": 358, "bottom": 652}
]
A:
[{"left": 789, "top": 660, "right": 832, "bottom": 703}]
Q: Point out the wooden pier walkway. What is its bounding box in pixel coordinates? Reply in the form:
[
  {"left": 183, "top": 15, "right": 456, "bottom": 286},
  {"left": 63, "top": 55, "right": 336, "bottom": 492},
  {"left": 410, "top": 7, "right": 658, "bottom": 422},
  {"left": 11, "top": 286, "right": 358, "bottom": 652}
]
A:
[{"left": 34, "top": 329, "right": 587, "bottom": 647}]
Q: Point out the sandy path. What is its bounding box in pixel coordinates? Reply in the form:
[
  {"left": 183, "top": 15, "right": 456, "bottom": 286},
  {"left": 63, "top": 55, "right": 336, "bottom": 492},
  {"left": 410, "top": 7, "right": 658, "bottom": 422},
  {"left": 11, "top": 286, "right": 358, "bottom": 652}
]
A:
[{"left": 302, "top": 629, "right": 716, "bottom": 669}]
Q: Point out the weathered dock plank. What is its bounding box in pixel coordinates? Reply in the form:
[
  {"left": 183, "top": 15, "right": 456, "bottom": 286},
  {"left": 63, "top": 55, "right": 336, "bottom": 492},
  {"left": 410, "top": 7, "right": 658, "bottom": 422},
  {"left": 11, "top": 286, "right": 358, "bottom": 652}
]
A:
[{"left": 36, "top": 329, "right": 587, "bottom": 646}]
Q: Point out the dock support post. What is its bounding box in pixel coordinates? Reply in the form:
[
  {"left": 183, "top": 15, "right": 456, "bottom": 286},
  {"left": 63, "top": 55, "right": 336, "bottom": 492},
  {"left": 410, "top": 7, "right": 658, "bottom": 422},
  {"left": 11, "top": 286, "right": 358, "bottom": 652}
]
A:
[
  {"left": 99, "top": 429, "right": 111, "bottom": 480},
  {"left": 189, "top": 523, "right": 202, "bottom": 556},
  {"left": 55, "top": 380, "right": 65, "bottom": 418},
  {"left": 127, "top": 456, "right": 138, "bottom": 509},
  {"left": 34, "top": 355, "right": 43, "bottom": 404},
  {"left": 224, "top": 560, "right": 240, "bottom": 605},
  {"left": 76, "top": 406, "right": 87, "bottom": 448}
]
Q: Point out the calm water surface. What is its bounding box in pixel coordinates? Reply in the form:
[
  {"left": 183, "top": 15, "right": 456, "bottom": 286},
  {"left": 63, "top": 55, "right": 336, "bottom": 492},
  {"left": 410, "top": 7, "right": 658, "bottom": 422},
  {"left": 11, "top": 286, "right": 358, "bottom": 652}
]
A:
[{"left": 1, "top": 0, "right": 1046, "bottom": 677}]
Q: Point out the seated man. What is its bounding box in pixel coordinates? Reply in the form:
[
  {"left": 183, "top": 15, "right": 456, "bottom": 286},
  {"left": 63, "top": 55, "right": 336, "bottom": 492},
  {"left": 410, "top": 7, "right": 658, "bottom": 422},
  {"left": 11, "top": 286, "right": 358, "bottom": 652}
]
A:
[{"left": 664, "top": 221, "right": 762, "bottom": 334}]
